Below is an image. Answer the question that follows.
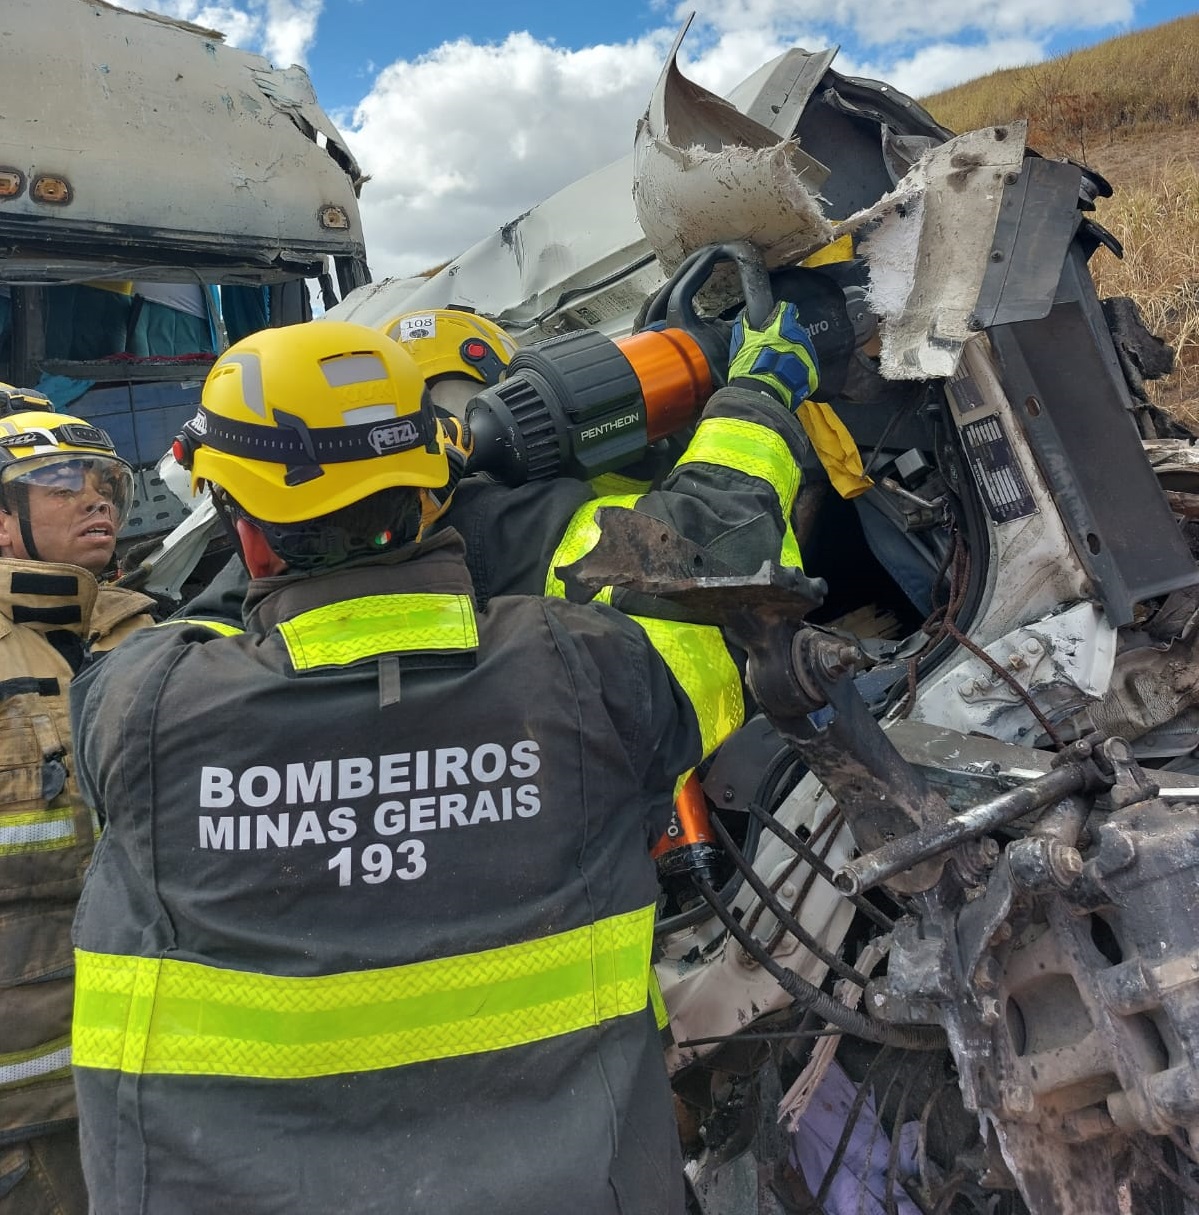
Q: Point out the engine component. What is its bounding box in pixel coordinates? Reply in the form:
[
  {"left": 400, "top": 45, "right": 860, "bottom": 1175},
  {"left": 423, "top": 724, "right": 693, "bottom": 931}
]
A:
[
  {"left": 914, "top": 601, "right": 1118, "bottom": 746},
  {"left": 871, "top": 739, "right": 1199, "bottom": 1213},
  {"left": 835, "top": 737, "right": 1103, "bottom": 895}
]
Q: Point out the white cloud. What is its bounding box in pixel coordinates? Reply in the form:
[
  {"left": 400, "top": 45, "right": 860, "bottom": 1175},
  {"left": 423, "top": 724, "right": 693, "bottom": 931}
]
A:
[
  {"left": 119, "top": 0, "right": 1142, "bottom": 283},
  {"left": 111, "top": 0, "right": 322, "bottom": 66},
  {"left": 862, "top": 38, "right": 1048, "bottom": 96},
  {"left": 261, "top": 0, "right": 322, "bottom": 67},
  {"left": 345, "top": 31, "right": 671, "bottom": 276},
  {"left": 673, "top": 0, "right": 1133, "bottom": 49},
  {"left": 169, "top": 3, "right": 258, "bottom": 45}
]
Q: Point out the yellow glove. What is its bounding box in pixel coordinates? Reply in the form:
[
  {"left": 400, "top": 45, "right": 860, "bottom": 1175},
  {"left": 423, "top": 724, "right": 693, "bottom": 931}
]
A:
[
  {"left": 418, "top": 415, "right": 474, "bottom": 535},
  {"left": 795, "top": 401, "right": 874, "bottom": 499}
]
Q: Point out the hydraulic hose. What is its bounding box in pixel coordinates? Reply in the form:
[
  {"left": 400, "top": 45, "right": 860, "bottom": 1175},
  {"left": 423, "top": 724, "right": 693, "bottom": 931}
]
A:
[
  {"left": 746, "top": 801, "right": 897, "bottom": 931},
  {"left": 693, "top": 875, "right": 945, "bottom": 1052},
  {"left": 707, "top": 813, "right": 870, "bottom": 988},
  {"left": 652, "top": 752, "right": 777, "bottom": 940}
]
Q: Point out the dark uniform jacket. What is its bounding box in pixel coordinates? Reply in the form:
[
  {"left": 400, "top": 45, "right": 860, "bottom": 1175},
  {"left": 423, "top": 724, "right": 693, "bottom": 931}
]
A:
[
  {"left": 184, "top": 385, "right": 810, "bottom": 624},
  {"left": 441, "top": 384, "right": 808, "bottom": 605},
  {"left": 0, "top": 560, "right": 152, "bottom": 1150},
  {"left": 69, "top": 535, "right": 746, "bottom": 1215}
]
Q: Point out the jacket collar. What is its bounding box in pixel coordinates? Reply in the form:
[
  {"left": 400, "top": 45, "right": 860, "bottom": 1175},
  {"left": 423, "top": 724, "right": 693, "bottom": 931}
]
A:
[
  {"left": 244, "top": 530, "right": 477, "bottom": 636},
  {"left": 0, "top": 556, "right": 90, "bottom": 636},
  {"left": 0, "top": 557, "right": 151, "bottom": 640}
]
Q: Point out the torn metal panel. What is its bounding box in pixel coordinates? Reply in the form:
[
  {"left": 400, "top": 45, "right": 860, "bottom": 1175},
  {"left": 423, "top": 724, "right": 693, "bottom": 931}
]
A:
[
  {"left": 0, "top": 0, "right": 365, "bottom": 278},
  {"left": 339, "top": 31, "right": 1018, "bottom": 387},
  {"left": 971, "top": 157, "right": 1084, "bottom": 329},
  {"left": 723, "top": 48, "right": 839, "bottom": 139},
  {"left": 834, "top": 123, "right": 1028, "bottom": 379},
  {"left": 332, "top": 48, "right": 841, "bottom": 341},
  {"left": 912, "top": 601, "right": 1118, "bottom": 746},
  {"left": 631, "top": 27, "right": 831, "bottom": 286},
  {"left": 942, "top": 339, "right": 1093, "bottom": 647},
  {"left": 990, "top": 251, "right": 1199, "bottom": 626}
]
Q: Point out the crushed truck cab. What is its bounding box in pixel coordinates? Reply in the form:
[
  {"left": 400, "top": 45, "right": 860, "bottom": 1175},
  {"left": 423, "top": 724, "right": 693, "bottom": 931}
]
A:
[
  {"left": 333, "top": 29, "right": 1199, "bottom": 1215},
  {"left": 0, "top": 0, "right": 367, "bottom": 540}
]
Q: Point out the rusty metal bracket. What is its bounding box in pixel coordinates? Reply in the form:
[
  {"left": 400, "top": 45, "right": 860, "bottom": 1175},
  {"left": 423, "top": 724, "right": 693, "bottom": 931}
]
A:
[
  {"left": 560, "top": 506, "right": 829, "bottom": 621},
  {"left": 566, "top": 508, "right": 954, "bottom": 892}
]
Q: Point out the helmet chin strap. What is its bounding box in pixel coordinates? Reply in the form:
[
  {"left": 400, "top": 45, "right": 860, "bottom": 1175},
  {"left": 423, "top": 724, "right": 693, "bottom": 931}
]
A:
[
  {"left": 209, "top": 487, "right": 251, "bottom": 574},
  {"left": 0, "top": 482, "right": 46, "bottom": 562},
  {"left": 0, "top": 489, "right": 40, "bottom": 562},
  {"left": 17, "top": 512, "right": 41, "bottom": 562}
]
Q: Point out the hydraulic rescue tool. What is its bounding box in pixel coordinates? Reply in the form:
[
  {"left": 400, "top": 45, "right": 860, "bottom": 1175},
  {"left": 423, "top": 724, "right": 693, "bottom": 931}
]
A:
[
  {"left": 460, "top": 242, "right": 858, "bottom": 887},
  {"left": 463, "top": 241, "right": 861, "bottom": 486}
]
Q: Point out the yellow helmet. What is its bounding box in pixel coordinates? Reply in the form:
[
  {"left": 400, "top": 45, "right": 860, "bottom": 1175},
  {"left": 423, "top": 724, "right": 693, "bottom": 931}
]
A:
[
  {"left": 176, "top": 321, "right": 448, "bottom": 525},
  {"left": 379, "top": 309, "right": 516, "bottom": 387},
  {"left": 0, "top": 383, "right": 53, "bottom": 415},
  {"left": 0, "top": 410, "right": 135, "bottom": 533}
]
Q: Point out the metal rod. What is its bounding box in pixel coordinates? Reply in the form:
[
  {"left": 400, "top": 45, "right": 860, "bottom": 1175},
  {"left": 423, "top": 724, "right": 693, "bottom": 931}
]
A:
[{"left": 835, "top": 762, "right": 1091, "bottom": 895}]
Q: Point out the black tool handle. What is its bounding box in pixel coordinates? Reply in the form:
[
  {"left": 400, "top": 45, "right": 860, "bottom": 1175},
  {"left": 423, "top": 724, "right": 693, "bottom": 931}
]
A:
[{"left": 662, "top": 241, "right": 775, "bottom": 331}]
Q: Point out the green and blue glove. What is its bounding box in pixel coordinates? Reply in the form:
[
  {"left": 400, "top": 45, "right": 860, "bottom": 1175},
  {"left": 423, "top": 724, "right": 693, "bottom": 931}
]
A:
[{"left": 728, "top": 301, "right": 821, "bottom": 411}]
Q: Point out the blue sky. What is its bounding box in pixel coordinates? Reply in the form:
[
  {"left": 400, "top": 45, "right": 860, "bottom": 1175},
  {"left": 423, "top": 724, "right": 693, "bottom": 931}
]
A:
[
  {"left": 302, "top": 0, "right": 1193, "bottom": 115},
  {"left": 318, "top": 0, "right": 661, "bottom": 106},
  {"left": 126, "top": 0, "right": 1194, "bottom": 277}
]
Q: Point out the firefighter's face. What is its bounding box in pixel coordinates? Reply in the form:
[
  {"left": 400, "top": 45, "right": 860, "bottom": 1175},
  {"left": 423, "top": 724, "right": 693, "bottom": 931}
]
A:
[{"left": 0, "top": 466, "right": 121, "bottom": 573}]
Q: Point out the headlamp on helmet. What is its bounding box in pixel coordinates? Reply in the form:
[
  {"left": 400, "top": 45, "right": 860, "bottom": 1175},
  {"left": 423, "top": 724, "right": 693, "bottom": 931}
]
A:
[{"left": 0, "top": 382, "right": 53, "bottom": 417}]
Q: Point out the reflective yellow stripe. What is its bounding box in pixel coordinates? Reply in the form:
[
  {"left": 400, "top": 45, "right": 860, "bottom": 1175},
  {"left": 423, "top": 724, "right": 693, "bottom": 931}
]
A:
[
  {"left": 588, "top": 472, "right": 652, "bottom": 497},
  {"left": 73, "top": 904, "right": 656, "bottom": 1079},
  {"left": 280, "top": 594, "right": 478, "bottom": 671},
  {"left": 673, "top": 417, "right": 804, "bottom": 567},
  {"left": 631, "top": 615, "right": 744, "bottom": 761},
  {"left": 545, "top": 493, "right": 642, "bottom": 599},
  {"left": 156, "top": 618, "right": 245, "bottom": 637},
  {"left": 780, "top": 529, "right": 802, "bottom": 567},
  {"left": 0, "top": 1035, "right": 72, "bottom": 1089},
  {"left": 0, "top": 808, "right": 76, "bottom": 856},
  {"left": 649, "top": 968, "right": 668, "bottom": 1032}
]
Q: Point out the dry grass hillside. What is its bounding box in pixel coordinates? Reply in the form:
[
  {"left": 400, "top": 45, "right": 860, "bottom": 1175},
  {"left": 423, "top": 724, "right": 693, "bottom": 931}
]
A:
[{"left": 922, "top": 15, "right": 1199, "bottom": 425}]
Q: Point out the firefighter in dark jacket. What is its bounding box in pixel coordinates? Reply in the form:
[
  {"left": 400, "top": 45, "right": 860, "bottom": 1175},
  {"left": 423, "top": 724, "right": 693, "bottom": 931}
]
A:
[
  {"left": 386, "top": 307, "right": 815, "bottom": 608},
  {"left": 184, "top": 304, "right": 818, "bottom": 624},
  {"left": 0, "top": 404, "right": 153, "bottom": 1214},
  {"left": 69, "top": 320, "right": 769, "bottom": 1215}
]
